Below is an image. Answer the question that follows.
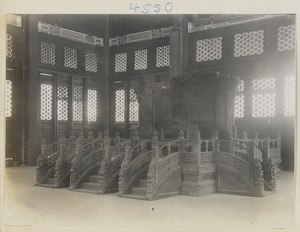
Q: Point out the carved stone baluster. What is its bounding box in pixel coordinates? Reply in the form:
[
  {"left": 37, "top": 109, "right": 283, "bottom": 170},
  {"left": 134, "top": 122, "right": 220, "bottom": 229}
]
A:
[
  {"left": 276, "top": 133, "right": 282, "bottom": 173},
  {"left": 229, "top": 131, "right": 234, "bottom": 154},
  {"left": 233, "top": 125, "right": 238, "bottom": 140},
  {"left": 242, "top": 131, "right": 248, "bottom": 140},
  {"left": 167, "top": 145, "right": 171, "bottom": 156},
  {"left": 213, "top": 131, "right": 219, "bottom": 167}
]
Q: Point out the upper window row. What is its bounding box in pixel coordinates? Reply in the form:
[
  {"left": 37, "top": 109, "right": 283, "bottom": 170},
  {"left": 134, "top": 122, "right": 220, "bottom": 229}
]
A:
[
  {"left": 195, "top": 25, "right": 295, "bottom": 63},
  {"left": 114, "top": 45, "right": 170, "bottom": 73},
  {"left": 40, "top": 41, "right": 98, "bottom": 73}
]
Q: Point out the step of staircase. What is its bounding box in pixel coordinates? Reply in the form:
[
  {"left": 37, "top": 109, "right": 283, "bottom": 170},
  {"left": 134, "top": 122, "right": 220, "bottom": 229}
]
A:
[
  {"left": 47, "top": 178, "right": 55, "bottom": 185},
  {"left": 122, "top": 193, "right": 147, "bottom": 200},
  {"left": 71, "top": 188, "right": 99, "bottom": 194},
  {"left": 131, "top": 187, "right": 147, "bottom": 196},
  {"left": 89, "top": 175, "right": 101, "bottom": 183},
  {"left": 139, "top": 179, "right": 147, "bottom": 188},
  {"left": 81, "top": 182, "right": 99, "bottom": 191}
]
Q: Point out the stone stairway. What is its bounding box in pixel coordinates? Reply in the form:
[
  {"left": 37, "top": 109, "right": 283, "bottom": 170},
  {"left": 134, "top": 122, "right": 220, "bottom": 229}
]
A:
[
  {"left": 122, "top": 179, "right": 148, "bottom": 200},
  {"left": 72, "top": 175, "right": 100, "bottom": 194}
]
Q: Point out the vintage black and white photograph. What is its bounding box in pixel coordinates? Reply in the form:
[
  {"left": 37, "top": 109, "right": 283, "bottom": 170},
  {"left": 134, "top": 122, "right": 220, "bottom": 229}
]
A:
[{"left": 1, "top": 10, "right": 298, "bottom": 232}]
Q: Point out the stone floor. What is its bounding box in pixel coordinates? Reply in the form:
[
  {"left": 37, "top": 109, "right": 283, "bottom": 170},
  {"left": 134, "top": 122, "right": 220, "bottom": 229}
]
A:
[{"left": 2, "top": 167, "right": 296, "bottom": 232}]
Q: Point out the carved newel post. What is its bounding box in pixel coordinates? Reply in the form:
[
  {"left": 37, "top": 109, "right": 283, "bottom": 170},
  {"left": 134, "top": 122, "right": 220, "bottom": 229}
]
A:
[
  {"left": 152, "top": 131, "right": 159, "bottom": 184},
  {"left": 253, "top": 132, "right": 261, "bottom": 161},
  {"left": 132, "top": 130, "right": 139, "bottom": 146},
  {"left": 87, "top": 131, "right": 94, "bottom": 151},
  {"left": 36, "top": 139, "right": 48, "bottom": 184},
  {"left": 69, "top": 136, "right": 83, "bottom": 188},
  {"left": 54, "top": 133, "right": 66, "bottom": 187},
  {"left": 228, "top": 131, "right": 234, "bottom": 154}
]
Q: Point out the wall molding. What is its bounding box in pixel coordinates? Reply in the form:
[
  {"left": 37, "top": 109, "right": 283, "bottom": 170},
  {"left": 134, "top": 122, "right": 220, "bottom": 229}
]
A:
[
  {"left": 38, "top": 21, "right": 104, "bottom": 47},
  {"left": 6, "top": 14, "right": 22, "bottom": 27},
  {"left": 109, "top": 26, "right": 173, "bottom": 47}
]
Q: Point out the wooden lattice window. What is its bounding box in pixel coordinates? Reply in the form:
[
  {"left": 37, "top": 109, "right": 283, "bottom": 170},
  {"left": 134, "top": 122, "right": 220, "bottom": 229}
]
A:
[
  {"left": 57, "top": 86, "right": 69, "bottom": 121},
  {"left": 284, "top": 76, "right": 295, "bottom": 117},
  {"left": 129, "top": 89, "right": 139, "bottom": 122},
  {"left": 234, "top": 30, "right": 264, "bottom": 57},
  {"left": 196, "top": 37, "right": 222, "bottom": 62},
  {"left": 85, "top": 51, "right": 97, "bottom": 73},
  {"left": 40, "top": 83, "right": 53, "bottom": 120},
  {"left": 64, "top": 47, "right": 78, "bottom": 69},
  {"left": 73, "top": 87, "right": 83, "bottom": 122},
  {"left": 6, "top": 34, "right": 13, "bottom": 58},
  {"left": 115, "top": 53, "right": 127, "bottom": 73},
  {"left": 156, "top": 45, "right": 170, "bottom": 67},
  {"left": 235, "top": 80, "right": 244, "bottom": 118},
  {"left": 134, "top": 49, "right": 148, "bottom": 70},
  {"left": 252, "top": 78, "right": 276, "bottom": 118},
  {"left": 5, "top": 80, "right": 12, "bottom": 117},
  {"left": 41, "top": 42, "right": 56, "bottom": 65},
  {"left": 278, "top": 25, "right": 295, "bottom": 52},
  {"left": 88, "top": 89, "right": 97, "bottom": 122},
  {"left": 115, "top": 89, "right": 125, "bottom": 123}
]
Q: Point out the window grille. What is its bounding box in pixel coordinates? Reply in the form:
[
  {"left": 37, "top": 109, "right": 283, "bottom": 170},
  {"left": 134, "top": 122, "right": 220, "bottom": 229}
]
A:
[
  {"left": 134, "top": 49, "right": 148, "bottom": 70},
  {"left": 156, "top": 45, "right": 170, "bottom": 67},
  {"left": 64, "top": 47, "right": 77, "bottom": 69},
  {"left": 41, "top": 42, "right": 56, "bottom": 65},
  {"left": 6, "top": 34, "right": 13, "bottom": 58},
  {"left": 278, "top": 25, "right": 295, "bottom": 52},
  {"left": 196, "top": 37, "right": 222, "bottom": 62},
  {"left": 115, "top": 53, "right": 127, "bottom": 72},
  {"left": 57, "top": 86, "right": 69, "bottom": 121},
  {"left": 85, "top": 52, "right": 97, "bottom": 73},
  {"left": 129, "top": 89, "right": 139, "bottom": 122},
  {"left": 73, "top": 87, "right": 83, "bottom": 121},
  {"left": 284, "top": 76, "right": 295, "bottom": 117},
  {"left": 234, "top": 30, "right": 264, "bottom": 57},
  {"left": 252, "top": 78, "right": 275, "bottom": 91},
  {"left": 115, "top": 90, "right": 125, "bottom": 122},
  {"left": 251, "top": 78, "right": 276, "bottom": 118},
  {"left": 5, "top": 80, "right": 12, "bottom": 117},
  {"left": 40, "top": 84, "right": 53, "bottom": 120},
  {"left": 234, "top": 80, "right": 244, "bottom": 118},
  {"left": 88, "top": 89, "right": 97, "bottom": 122}
]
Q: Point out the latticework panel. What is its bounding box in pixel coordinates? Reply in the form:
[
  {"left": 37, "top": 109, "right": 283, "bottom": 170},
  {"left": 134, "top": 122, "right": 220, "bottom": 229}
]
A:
[
  {"left": 40, "top": 84, "right": 53, "bottom": 120},
  {"left": 134, "top": 49, "right": 148, "bottom": 70},
  {"left": 252, "top": 93, "right": 276, "bottom": 117},
  {"left": 115, "top": 53, "right": 127, "bottom": 72},
  {"left": 234, "top": 30, "right": 264, "bottom": 57},
  {"left": 129, "top": 89, "right": 139, "bottom": 122},
  {"left": 252, "top": 78, "right": 275, "bottom": 91},
  {"left": 64, "top": 47, "right": 77, "bottom": 69},
  {"left": 41, "top": 42, "right": 56, "bottom": 65},
  {"left": 235, "top": 80, "right": 244, "bottom": 118},
  {"left": 6, "top": 34, "right": 13, "bottom": 58},
  {"left": 57, "top": 86, "right": 69, "bottom": 121},
  {"left": 85, "top": 52, "right": 97, "bottom": 73},
  {"left": 88, "top": 89, "right": 97, "bottom": 122},
  {"left": 278, "top": 25, "right": 295, "bottom": 52},
  {"left": 73, "top": 87, "right": 83, "bottom": 122},
  {"left": 196, "top": 37, "right": 222, "bottom": 62},
  {"left": 284, "top": 76, "right": 295, "bottom": 117},
  {"left": 5, "top": 80, "right": 12, "bottom": 117},
  {"left": 156, "top": 45, "right": 170, "bottom": 67},
  {"left": 115, "top": 90, "right": 125, "bottom": 122}
]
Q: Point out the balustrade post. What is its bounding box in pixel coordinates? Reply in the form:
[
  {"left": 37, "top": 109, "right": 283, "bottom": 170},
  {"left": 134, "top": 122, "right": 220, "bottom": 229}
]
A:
[
  {"left": 59, "top": 134, "right": 66, "bottom": 161},
  {"left": 213, "top": 131, "right": 219, "bottom": 166},
  {"left": 115, "top": 132, "right": 120, "bottom": 155},
  {"left": 97, "top": 131, "right": 103, "bottom": 148},
  {"left": 249, "top": 140, "right": 255, "bottom": 182},
  {"left": 262, "top": 140, "right": 269, "bottom": 180},
  {"left": 265, "top": 133, "right": 270, "bottom": 160},
  {"left": 152, "top": 131, "right": 159, "bottom": 184},
  {"left": 41, "top": 139, "right": 47, "bottom": 157},
  {"left": 253, "top": 132, "right": 259, "bottom": 161},
  {"left": 132, "top": 130, "right": 139, "bottom": 146},
  {"left": 105, "top": 134, "right": 111, "bottom": 178},
  {"left": 193, "top": 130, "right": 201, "bottom": 165},
  {"left": 233, "top": 125, "right": 237, "bottom": 140},
  {"left": 75, "top": 142, "right": 83, "bottom": 177},
  {"left": 242, "top": 131, "right": 248, "bottom": 140},
  {"left": 229, "top": 131, "right": 234, "bottom": 154},
  {"left": 124, "top": 140, "right": 132, "bottom": 165}
]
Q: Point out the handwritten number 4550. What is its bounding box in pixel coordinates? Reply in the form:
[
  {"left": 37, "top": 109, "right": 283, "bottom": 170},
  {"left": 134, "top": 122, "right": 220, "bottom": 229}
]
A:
[{"left": 130, "top": 2, "right": 173, "bottom": 14}]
